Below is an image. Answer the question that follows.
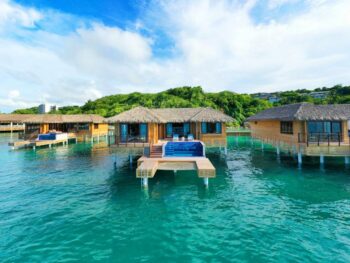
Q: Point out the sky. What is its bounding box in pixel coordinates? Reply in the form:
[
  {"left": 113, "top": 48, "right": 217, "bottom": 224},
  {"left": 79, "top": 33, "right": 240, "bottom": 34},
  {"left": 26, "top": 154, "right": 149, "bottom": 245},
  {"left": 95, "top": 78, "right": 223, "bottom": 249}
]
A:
[{"left": 0, "top": 0, "right": 350, "bottom": 112}]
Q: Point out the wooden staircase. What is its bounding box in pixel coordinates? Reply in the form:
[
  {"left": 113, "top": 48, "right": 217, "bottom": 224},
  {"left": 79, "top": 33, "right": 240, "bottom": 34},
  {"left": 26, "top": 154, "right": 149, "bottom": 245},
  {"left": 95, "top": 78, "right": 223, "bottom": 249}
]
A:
[{"left": 150, "top": 145, "right": 163, "bottom": 158}]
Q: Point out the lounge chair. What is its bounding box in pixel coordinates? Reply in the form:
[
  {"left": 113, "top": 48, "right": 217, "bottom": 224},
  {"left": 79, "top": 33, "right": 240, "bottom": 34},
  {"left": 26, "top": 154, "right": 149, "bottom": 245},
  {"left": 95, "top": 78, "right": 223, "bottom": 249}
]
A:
[
  {"left": 187, "top": 134, "right": 194, "bottom": 141},
  {"left": 173, "top": 134, "right": 179, "bottom": 141}
]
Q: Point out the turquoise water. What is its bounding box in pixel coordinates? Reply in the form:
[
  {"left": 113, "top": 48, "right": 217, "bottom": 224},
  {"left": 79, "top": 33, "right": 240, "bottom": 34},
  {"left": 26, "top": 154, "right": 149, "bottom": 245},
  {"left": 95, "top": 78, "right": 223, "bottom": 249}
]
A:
[{"left": 1, "top": 134, "right": 350, "bottom": 262}]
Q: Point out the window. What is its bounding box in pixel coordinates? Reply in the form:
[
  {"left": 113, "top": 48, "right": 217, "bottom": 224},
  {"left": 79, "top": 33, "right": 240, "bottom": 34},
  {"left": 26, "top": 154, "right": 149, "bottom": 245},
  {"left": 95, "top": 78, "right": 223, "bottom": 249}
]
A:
[
  {"left": 280, "top": 121, "right": 293, "bottom": 134},
  {"left": 201, "top": 122, "right": 222, "bottom": 134},
  {"left": 165, "top": 123, "right": 190, "bottom": 137},
  {"left": 120, "top": 123, "right": 148, "bottom": 142},
  {"left": 307, "top": 121, "right": 342, "bottom": 134},
  {"left": 78, "top": 123, "right": 89, "bottom": 131},
  {"left": 94, "top": 124, "right": 99, "bottom": 129}
]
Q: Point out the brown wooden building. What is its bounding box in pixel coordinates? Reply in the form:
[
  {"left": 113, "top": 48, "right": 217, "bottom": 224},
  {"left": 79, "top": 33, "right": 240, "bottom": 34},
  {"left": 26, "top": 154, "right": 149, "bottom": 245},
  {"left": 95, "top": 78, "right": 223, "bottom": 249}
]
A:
[
  {"left": 247, "top": 103, "right": 350, "bottom": 157},
  {"left": 0, "top": 114, "right": 108, "bottom": 141},
  {"left": 107, "top": 106, "right": 233, "bottom": 148},
  {"left": 0, "top": 114, "right": 28, "bottom": 132},
  {"left": 22, "top": 114, "right": 108, "bottom": 141}
]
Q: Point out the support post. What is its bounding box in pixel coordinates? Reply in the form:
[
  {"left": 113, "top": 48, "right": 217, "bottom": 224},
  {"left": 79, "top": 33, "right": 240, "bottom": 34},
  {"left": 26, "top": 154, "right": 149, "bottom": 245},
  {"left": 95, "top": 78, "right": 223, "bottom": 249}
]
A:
[
  {"left": 297, "top": 152, "right": 302, "bottom": 164},
  {"left": 345, "top": 156, "right": 350, "bottom": 165},
  {"left": 10, "top": 122, "right": 13, "bottom": 142},
  {"left": 224, "top": 147, "right": 228, "bottom": 156},
  {"left": 129, "top": 154, "right": 132, "bottom": 167},
  {"left": 33, "top": 146, "right": 36, "bottom": 151},
  {"left": 320, "top": 154, "right": 324, "bottom": 164},
  {"left": 49, "top": 144, "right": 51, "bottom": 148},
  {"left": 261, "top": 142, "right": 264, "bottom": 151},
  {"left": 276, "top": 146, "right": 280, "bottom": 156},
  {"left": 203, "top": 177, "right": 209, "bottom": 187},
  {"left": 114, "top": 154, "right": 117, "bottom": 169},
  {"left": 142, "top": 177, "right": 148, "bottom": 187}
]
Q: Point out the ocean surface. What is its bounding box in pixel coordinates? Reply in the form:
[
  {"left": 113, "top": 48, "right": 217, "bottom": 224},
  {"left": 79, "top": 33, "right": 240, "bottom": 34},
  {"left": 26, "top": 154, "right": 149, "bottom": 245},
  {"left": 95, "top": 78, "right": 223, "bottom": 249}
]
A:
[{"left": 1, "top": 134, "right": 350, "bottom": 262}]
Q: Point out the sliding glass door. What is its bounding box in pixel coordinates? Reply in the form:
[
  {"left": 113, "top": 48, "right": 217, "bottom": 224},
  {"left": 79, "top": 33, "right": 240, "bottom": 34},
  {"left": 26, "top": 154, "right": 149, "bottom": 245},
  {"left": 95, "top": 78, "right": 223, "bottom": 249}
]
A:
[
  {"left": 165, "top": 123, "right": 191, "bottom": 138},
  {"left": 307, "top": 121, "right": 342, "bottom": 142},
  {"left": 120, "top": 123, "right": 148, "bottom": 143}
]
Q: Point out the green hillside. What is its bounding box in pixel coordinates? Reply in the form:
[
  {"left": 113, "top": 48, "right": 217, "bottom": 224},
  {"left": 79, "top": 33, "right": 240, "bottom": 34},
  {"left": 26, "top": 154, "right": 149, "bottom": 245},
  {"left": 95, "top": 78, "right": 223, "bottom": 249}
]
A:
[
  {"left": 13, "top": 86, "right": 271, "bottom": 126},
  {"left": 12, "top": 85, "right": 350, "bottom": 126}
]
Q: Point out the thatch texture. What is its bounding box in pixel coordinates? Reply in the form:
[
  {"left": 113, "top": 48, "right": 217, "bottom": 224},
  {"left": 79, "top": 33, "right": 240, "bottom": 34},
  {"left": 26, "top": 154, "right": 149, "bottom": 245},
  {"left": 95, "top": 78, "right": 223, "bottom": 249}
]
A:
[
  {"left": 107, "top": 107, "right": 163, "bottom": 123},
  {"left": 0, "top": 114, "right": 105, "bottom": 124},
  {"left": 0, "top": 114, "right": 37, "bottom": 123},
  {"left": 107, "top": 106, "right": 234, "bottom": 123},
  {"left": 152, "top": 108, "right": 203, "bottom": 123},
  {"left": 247, "top": 103, "right": 350, "bottom": 121},
  {"left": 190, "top": 108, "right": 234, "bottom": 122}
]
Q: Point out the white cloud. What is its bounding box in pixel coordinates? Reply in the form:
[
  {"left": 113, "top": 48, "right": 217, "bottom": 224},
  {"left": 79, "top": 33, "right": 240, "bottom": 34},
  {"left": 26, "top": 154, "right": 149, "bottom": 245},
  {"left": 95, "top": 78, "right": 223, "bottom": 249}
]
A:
[
  {"left": 0, "top": 0, "right": 42, "bottom": 28},
  {"left": 0, "top": 0, "right": 350, "bottom": 112},
  {"left": 8, "top": 90, "right": 20, "bottom": 98},
  {"left": 147, "top": 0, "right": 350, "bottom": 92}
]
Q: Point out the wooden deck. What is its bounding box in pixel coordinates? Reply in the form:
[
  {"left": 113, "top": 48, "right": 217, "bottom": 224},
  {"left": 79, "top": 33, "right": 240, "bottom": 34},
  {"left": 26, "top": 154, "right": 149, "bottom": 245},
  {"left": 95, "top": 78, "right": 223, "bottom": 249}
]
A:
[
  {"left": 136, "top": 156, "right": 216, "bottom": 178},
  {"left": 0, "top": 126, "right": 24, "bottom": 132},
  {"left": 9, "top": 138, "right": 71, "bottom": 149}
]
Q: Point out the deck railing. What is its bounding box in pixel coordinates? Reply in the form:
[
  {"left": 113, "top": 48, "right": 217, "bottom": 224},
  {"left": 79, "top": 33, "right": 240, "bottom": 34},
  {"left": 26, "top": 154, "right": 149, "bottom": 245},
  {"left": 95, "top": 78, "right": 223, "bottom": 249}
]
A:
[
  {"left": 108, "top": 134, "right": 148, "bottom": 147},
  {"left": 298, "top": 132, "right": 343, "bottom": 146}
]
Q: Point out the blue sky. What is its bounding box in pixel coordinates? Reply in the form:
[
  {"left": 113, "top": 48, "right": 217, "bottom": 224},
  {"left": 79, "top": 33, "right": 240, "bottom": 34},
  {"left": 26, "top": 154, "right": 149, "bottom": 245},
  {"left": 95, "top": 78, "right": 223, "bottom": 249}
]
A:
[{"left": 0, "top": 0, "right": 350, "bottom": 112}]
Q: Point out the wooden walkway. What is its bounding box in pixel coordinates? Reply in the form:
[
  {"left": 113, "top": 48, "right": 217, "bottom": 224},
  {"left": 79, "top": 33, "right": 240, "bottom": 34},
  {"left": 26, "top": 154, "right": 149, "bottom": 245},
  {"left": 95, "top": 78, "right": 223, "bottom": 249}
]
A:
[
  {"left": 136, "top": 156, "right": 216, "bottom": 179},
  {"left": 9, "top": 139, "right": 71, "bottom": 150}
]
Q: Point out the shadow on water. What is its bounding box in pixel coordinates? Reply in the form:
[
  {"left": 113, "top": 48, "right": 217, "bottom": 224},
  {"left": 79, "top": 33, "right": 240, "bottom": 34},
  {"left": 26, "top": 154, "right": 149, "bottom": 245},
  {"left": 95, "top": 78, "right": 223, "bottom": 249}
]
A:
[{"left": 228, "top": 136, "right": 350, "bottom": 204}]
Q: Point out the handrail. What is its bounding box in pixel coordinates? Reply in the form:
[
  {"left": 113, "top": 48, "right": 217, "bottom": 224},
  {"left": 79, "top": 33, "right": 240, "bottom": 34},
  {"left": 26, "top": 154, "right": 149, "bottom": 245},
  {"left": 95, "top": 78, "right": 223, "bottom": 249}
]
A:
[
  {"left": 112, "top": 134, "right": 148, "bottom": 146},
  {"left": 199, "top": 141, "right": 206, "bottom": 157},
  {"left": 298, "top": 132, "right": 343, "bottom": 146},
  {"left": 162, "top": 142, "right": 167, "bottom": 157}
]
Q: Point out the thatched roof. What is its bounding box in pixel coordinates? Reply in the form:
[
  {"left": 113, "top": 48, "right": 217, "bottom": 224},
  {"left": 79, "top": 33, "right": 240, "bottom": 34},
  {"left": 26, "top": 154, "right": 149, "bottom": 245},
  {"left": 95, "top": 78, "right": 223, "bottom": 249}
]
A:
[
  {"left": 247, "top": 103, "right": 350, "bottom": 121},
  {"left": 0, "top": 114, "right": 37, "bottom": 123},
  {"left": 190, "top": 107, "right": 234, "bottom": 122},
  {"left": 0, "top": 114, "right": 105, "bottom": 124},
  {"left": 107, "top": 106, "right": 234, "bottom": 123},
  {"left": 107, "top": 107, "right": 163, "bottom": 123}
]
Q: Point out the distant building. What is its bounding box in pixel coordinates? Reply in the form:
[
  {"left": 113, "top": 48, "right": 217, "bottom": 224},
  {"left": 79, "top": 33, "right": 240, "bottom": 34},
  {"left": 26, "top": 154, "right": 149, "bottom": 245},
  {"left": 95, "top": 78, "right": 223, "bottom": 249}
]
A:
[
  {"left": 253, "top": 93, "right": 280, "bottom": 103},
  {"left": 38, "top": 104, "right": 57, "bottom": 114},
  {"left": 308, "top": 91, "right": 329, "bottom": 100},
  {"left": 268, "top": 96, "right": 280, "bottom": 103},
  {"left": 253, "top": 93, "right": 270, "bottom": 100}
]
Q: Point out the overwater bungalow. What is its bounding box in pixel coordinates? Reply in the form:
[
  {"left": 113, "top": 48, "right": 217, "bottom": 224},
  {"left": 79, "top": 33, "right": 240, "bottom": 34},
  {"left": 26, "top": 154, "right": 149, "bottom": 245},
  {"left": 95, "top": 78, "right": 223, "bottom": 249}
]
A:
[
  {"left": 22, "top": 114, "right": 108, "bottom": 141},
  {"left": 3, "top": 114, "right": 108, "bottom": 149},
  {"left": 0, "top": 114, "right": 28, "bottom": 132},
  {"left": 107, "top": 106, "right": 233, "bottom": 186},
  {"left": 247, "top": 103, "right": 350, "bottom": 163}
]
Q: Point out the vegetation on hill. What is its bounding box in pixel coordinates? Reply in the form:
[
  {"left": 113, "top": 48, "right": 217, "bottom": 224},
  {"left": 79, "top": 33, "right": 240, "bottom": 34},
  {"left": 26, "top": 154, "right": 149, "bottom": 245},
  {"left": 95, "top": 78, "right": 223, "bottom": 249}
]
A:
[
  {"left": 12, "top": 87, "right": 271, "bottom": 126},
  {"left": 12, "top": 85, "right": 350, "bottom": 126},
  {"left": 12, "top": 107, "right": 39, "bottom": 114},
  {"left": 266, "top": 84, "right": 350, "bottom": 105}
]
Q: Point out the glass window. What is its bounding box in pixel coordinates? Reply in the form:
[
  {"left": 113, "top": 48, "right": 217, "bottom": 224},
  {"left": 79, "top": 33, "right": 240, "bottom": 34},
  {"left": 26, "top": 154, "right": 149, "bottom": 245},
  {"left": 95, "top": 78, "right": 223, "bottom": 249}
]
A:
[
  {"left": 324, "top": 122, "right": 331, "bottom": 133},
  {"left": 78, "top": 123, "right": 89, "bottom": 130},
  {"left": 120, "top": 124, "right": 128, "bottom": 142},
  {"left": 140, "top": 123, "right": 148, "bottom": 141},
  {"left": 216, "top": 123, "right": 222, "bottom": 133},
  {"left": 94, "top": 124, "right": 99, "bottom": 129},
  {"left": 280, "top": 121, "right": 293, "bottom": 134},
  {"left": 183, "top": 123, "right": 190, "bottom": 135},
  {"left": 201, "top": 122, "right": 222, "bottom": 134},
  {"left": 166, "top": 123, "right": 173, "bottom": 137},
  {"left": 201, "top": 122, "right": 207, "bottom": 133},
  {"left": 307, "top": 121, "right": 342, "bottom": 134},
  {"left": 332, "top": 122, "right": 341, "bottom": 133}
]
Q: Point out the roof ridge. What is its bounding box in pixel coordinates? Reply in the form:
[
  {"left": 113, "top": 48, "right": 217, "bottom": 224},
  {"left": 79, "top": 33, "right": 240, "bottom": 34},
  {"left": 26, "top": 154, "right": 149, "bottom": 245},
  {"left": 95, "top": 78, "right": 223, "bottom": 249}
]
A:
[
  {"left": 293, "top": 102, "right": 312, "bottom": 120},
  {"left": 188, "top": 107, "right": 208, "bottom": 121},
  {"left": 138, "top": 106, "right": 165, "bottom": 123}
]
